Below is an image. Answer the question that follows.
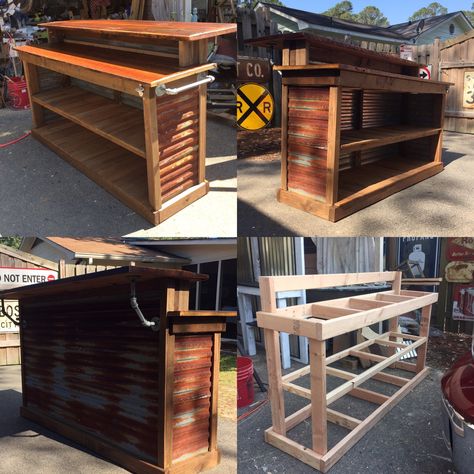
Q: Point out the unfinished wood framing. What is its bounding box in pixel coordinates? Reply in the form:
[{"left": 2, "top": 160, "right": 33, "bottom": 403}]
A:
[
  {"left": 257, "top": 271, "right": 438, "bottom": 472},
  {"left": 254, "top": 33, "right": 452, "bottom": 222},
  {"left": 16, "top": 20, "right": 236, "bottom": 225}
]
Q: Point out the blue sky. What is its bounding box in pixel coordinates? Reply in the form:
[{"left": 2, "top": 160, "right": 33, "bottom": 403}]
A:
[{"left": 281, "top": 1, "right": 472, "bottom": 25}]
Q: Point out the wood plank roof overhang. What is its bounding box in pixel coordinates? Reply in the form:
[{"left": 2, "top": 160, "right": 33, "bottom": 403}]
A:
[{"left": 0, "top": 266, "right": 207, "bottom": 301}]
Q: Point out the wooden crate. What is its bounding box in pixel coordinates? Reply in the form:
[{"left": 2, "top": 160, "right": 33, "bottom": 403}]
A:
[
  {"left": 16, "top": 20, "right": 236, "bottom": 225},
  {"left": 257, "top": 271, "right": 438, "bottom": 472},
  {"left": 0, "top": 266, "right": 236, "bottom": 474},
  {"left": 247, "top": 33, "right": 451, "bottom": 221}
]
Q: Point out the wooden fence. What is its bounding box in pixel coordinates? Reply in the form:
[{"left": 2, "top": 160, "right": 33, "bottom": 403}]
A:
[
  {"left": 0, "top": 249, "right": 117, "bottom": 366},
  {"left": 413, "top": 31, "right": 474, "bottom": 134},
  {"left": 0, "top": 245, "right": 58, "bottom": 366}
]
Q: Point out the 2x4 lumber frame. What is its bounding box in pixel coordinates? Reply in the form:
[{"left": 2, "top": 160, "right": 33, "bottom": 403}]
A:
[{"left": 258, "top": 272, "right": 437, "bottom": 473}]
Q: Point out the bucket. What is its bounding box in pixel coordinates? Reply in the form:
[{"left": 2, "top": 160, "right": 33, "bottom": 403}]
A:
[
  {"left": 237, "top": 356, "right": 254, "bottom": 408},
  {"left": 7, "top": 77, "right": 30, "bottom": 109}
]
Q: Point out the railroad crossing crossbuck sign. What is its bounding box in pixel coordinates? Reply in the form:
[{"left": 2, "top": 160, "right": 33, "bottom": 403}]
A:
[{"left": 237, "top": 83, "right": 274, "bottom": 130}]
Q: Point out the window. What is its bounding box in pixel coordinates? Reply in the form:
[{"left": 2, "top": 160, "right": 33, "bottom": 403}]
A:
[{"left": 449, "top": 23, "right": 455, "bottom": 35}]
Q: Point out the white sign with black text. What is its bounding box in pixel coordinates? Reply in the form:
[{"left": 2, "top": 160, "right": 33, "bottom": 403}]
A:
[
  {"left": 0, "top": 267, "right": 58, "bottom": 334},
  {"left": 0, "top": 267, "right": 57, "bottom": 290}
]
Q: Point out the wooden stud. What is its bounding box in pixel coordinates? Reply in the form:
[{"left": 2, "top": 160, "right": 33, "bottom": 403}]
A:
[
  {"left": 309, "top": 339, "right": 327, "bottom": 455},
  {"left": 208, "top": 332, "right": 221, "bottom": 452},
  {"left": 142, "top": 86, "right": 162, "bottom": 211},
  {"left": 280, "top": 84, "right": 289, "bottom": 191},
  {"left": 260, "top": 277, "right": 286, "bottom": 435},
  {"left": 416, "top": 305, "right": 432, "bottom": 373},
  {"left": 198, "top": 83, "right": 207, "bottom": 183},
  {"left": 326, "top": 87, "right": 342, "bottom": 205}
]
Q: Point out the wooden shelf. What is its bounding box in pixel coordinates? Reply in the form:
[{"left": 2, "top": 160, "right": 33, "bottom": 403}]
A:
[
  {"left": 340, "top": 126, "right": 441, "bottom": 153},
  {"left": 32, "top": 118, "right": 153, "bottom": 221},
  {"left": 17, "top": 42, "right": 214, "bottom": 88},
  {"left": 33, "top": 86, "right": 146, "bottom": 158},
  {"left": 338, "top": 156, "right": 438, "bottom": 201}
]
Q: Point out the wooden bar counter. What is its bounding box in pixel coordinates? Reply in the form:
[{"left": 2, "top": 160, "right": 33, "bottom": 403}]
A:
[
  {"left": 247, "top": 33, "right": 452, "bottom": 222},
  {"left": 0, "top": 266, "right": 236, "bottom": 473},
  {"left": 16, "top": 20, "right": 236, "bottom": 225}
]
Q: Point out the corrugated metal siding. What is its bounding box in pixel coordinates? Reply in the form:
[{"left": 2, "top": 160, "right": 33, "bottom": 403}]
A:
[
  {"left": 156, "top": 90, "right": 200, "bottom": 202},
  {"left": 258, "top": 237, "right": 296, "bottom": 276},
  {"left": 237, "top": 238, "right": 254, "bottom": 286},
  {"left": 21, "top": 294, "right": 160, "bottom": 463},
  {"left": 172, "top": 334, "right": 212, "bottom": 461},
  {"left": 286, "top": 87, "right": 329, "bottom": 201}
]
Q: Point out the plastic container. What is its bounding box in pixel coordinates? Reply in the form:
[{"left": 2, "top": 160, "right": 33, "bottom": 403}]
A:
[
  {"left": 7, "top": 77, "right": 30, "bottom": 109},
  {"left": 237, "top": 356, "right": 254, "bottom": 408}
]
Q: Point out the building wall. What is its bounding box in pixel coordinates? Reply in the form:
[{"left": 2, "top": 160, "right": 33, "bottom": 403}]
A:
[{"left": 416, "top": 16, "right": 471, "bottom": 44}]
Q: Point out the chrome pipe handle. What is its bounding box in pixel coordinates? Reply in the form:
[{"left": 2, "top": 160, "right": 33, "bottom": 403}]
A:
[{"left": 155, "top": 74, "right": 215, "bottom": 97}]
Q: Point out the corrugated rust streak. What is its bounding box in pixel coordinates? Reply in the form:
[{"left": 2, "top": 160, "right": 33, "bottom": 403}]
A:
[
  {"left": 172, "top": 335, "right": 212, "bottom": 461},
  {"left": 287, "top": 86, "right": 329, "bottom": 200},
  {"left": 157, "top": 89, "right": 200, "bottom": 203},
  {"left": 21, "top": 297, "right": 160, "bottom": 462}
]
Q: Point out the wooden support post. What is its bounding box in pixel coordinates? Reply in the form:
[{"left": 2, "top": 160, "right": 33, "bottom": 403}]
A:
[
  {"left": 326, "top": 87, "right": 342, "bottom": 208},
  {"left": 416, "top": 305, "right": 432, "bottom": 372},
  {"left": 434, "top": 93, "right": 446, "bottom": 162},
  {"left": 157, "top": 285, "right": 177, "bottom": 469},
  {"left": 23, "top": 62, "right": 44, "bottom": 127},
  {"left": 280, "top": 84, "right": 289, "bottom": 191},
  {"left": 143, "top": 87, "right": 162, "bottom": 212},
  {"left": 179, "top": 40, "right": 208, "bottom": 67},
  {"left": 389, "top": 272, "right": 402, "bottom": 348},
  {"left": 208, "top": 332, "right": 221, "bottom": 452},
  {"left": 260, "top": 277, "right": 286, "bottom": 435},
  {"left": 198, "top": 83, "right": 207, "bottom": 183},
  {"left": 309, "top": 339, "right": 327, "bottom": 455}
]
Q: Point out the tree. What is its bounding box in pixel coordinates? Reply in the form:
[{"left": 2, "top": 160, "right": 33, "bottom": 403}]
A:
[
  {"left": 464, "top": 3, "right": 474, "bottom": 24},
  {"left": 0, "top": 237, "right": 22, "bottom": 249},
  {"left": 409, "top": 2, "right": 448, "bottom": 21},
  {"left": 357, "top": 6, "right": 389, "bottom": 26},
  {"left": 322, "top": 1, "right": 357, "bottom": 21}
]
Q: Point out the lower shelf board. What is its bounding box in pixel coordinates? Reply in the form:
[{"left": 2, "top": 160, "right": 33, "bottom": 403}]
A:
[
  {"left": 32, "top": 119, "right": 155, "bottom": 221},
  {"left": 278, "top": 158, "right": 443, "bottom": 222}
]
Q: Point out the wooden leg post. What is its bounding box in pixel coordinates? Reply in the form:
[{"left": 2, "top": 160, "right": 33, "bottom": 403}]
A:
[
  {"left": 310, "top": 339, "right": 327, "bottom": 456},
  {"left": 143, "top": 87, "right": 162, "bottom": 213},
  {"left": 264, "top": 328, "right": 286, "bottom": 435},
  {"left": 416, "top": 305, "right": 432, "bottom": 372},
  {"left": 23, "top": 62, "right": 44, "bottom": 127}
]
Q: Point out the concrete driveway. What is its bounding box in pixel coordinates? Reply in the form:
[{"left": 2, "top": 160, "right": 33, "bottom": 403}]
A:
[
  {"left": 238, "top": 131, "right": 474, "bottom": 236},
  {"left": 0, "top": 109, "right": 236, "bottom": 237},
  {"left": 238, "top": 350, "right": 454, "bottom": 473},
  {"left": 0, "top": 365, "right": 236, "bottom": 474}
]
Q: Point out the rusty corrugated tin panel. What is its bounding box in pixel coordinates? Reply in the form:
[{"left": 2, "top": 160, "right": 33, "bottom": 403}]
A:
[
  {"left": 21, "top": 294, "right": 161, "bottom": 462},
  {"left": 287, "top": 87, "right": 329, "bottom": 200},
  {"left": 172, "top": 334, "right": 212, "bottom": 461},
  {"left": 157, "top": 90, "right": 199, "bottom": 203},
  {"left": 237, "top": 238, "right": 254, "bottom": 286},
  {"left": 258, "top": 237, "right": 296, "bottom": 277}
]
